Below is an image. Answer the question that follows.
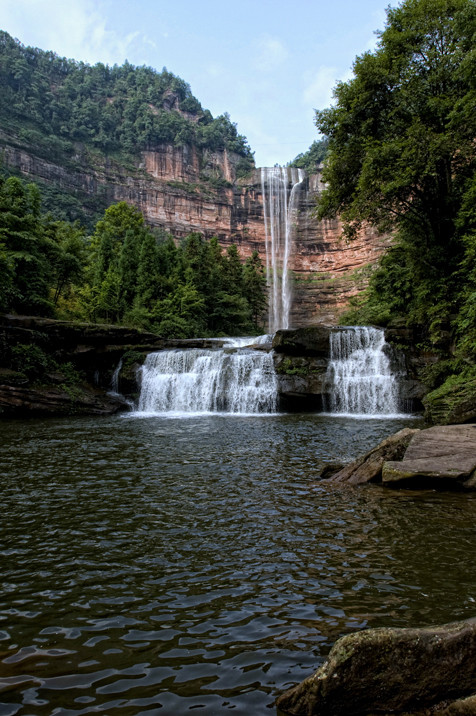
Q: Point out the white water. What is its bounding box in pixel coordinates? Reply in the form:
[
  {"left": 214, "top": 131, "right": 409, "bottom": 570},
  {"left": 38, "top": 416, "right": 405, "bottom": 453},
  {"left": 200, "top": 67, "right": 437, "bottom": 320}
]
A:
[
  {"left": 324, "top": 327, "right": 400, "bottom": 417},
  {"left": 110, "top": 357, "right": 123, "bottom": 394},
  {"left": 261, "top": 167, "right": 305, "bottom": 332},
  {"left": 137, "top": 337, "right": 278, "bottom": 415}
]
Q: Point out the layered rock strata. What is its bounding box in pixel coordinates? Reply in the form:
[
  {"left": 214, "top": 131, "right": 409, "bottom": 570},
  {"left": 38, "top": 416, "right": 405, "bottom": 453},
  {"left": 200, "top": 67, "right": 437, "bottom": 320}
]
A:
[
  {"left": 325, "top": 424, "right": 476, "bottom": 490},
  {"left": 0, "top": 130, "right": 392, "bottom": 326}
]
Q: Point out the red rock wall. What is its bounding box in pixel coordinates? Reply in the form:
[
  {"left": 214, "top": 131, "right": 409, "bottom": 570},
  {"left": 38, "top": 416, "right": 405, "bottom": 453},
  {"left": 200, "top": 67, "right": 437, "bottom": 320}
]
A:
[{"left": 0, "top": 132, "right": 390, "bottom": 327}]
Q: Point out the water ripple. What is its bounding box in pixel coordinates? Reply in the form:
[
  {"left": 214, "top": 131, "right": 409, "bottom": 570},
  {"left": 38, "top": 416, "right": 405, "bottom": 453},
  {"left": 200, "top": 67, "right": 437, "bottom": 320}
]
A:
[{"left": 1, "top": 413, "right": 476, "bottom": 714}]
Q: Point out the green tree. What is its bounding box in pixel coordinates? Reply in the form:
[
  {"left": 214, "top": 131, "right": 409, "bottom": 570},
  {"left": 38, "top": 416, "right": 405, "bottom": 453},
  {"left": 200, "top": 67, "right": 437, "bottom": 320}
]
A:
[
  {"left": 96, "top": 266, "right": 121, "bottom": 323},
  {"left": 210, "top": 292, "right": 250, "bottom": 335},
  {"left": 154, "top": 281, "right": 205, "bottom": 338},
  {"left": 243, "top": 250, "right": 267, "bottom": 329},
  {"left": 91, "top": 201, "right": 146, "bottom": 286},
  {"left": 118, "top": 229, "right": 140, "bottom": 315},
  {"left": 0, "top": 241, "right": 13, "bottom": 311},
  {"left": 223, "top": 244, "right": 244, "bottom": 294},
  {"left": 290, "top": 138, "right": 329, "bottom": 173},
  {"left": 315, "top": 0, "right": 476, "bottom": 334},
  {"left": 136, "top": 231, "right": 161, "bottom": 308},
  {"left": 0, "top": 176, "right": 53, "bottom": 314},
  {"left": 43, "top": 219, "right": 86, "bottom": 306}
]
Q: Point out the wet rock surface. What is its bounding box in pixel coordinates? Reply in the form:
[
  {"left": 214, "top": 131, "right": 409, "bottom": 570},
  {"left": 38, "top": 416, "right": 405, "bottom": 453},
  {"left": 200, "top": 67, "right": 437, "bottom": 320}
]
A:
[
  {"left": 276, "top": 619, "right": 476, "bottom": 716},
  {"left": 273, "top": 326, "right": 332, "bottom": 356},
  {"left": 272, "top": 327, "right": 331, "bottom": 410},
  {"left": 0, "top": 314, "right": 163, "bottom": 416}
]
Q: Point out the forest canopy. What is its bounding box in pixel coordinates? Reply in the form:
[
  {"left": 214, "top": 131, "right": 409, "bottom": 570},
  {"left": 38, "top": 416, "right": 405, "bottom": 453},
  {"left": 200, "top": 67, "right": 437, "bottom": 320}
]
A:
[
  {"left": 289, "top": 138, "right": 329, "bottom": 173},
  {"left": 0, "top": 30, "right": 254, "bottom": 162},
  {"left": 0, "top": 175, "right": 267, "bottom": 337}
]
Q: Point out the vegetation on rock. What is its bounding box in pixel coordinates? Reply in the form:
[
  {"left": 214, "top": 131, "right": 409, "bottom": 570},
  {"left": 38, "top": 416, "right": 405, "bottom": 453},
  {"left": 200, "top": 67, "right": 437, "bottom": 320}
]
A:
[
  {"left": 0, "top": 30, "right": 255, "bottom": 226},
  {"left": 289, "top": 138, "right": 329, "bottom": 173}
]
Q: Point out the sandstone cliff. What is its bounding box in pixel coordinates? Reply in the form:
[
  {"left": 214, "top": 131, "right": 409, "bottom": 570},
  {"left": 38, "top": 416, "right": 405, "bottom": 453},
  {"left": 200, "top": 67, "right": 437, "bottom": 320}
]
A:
[{"left": 0, "top": 130, "right": 390, "bottom": 326}]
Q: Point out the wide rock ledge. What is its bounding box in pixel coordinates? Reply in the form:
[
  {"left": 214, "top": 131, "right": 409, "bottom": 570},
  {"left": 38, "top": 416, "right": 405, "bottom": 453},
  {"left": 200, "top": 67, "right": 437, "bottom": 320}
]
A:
[
  {"left": 324, "top": 424, "right": 476, "bottom": 490},
  {"left": 382, "top": 424, "right": 476, "bottom": 488},
  {"left": 276, "top": 619, "right": 476, "bottom": 716}
]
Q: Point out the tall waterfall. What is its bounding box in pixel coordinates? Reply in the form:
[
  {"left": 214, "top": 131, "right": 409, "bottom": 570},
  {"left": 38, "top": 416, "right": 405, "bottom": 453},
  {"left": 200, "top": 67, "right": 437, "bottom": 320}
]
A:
[
  {"left": 324, "top": 327, "right": 400, "bottom": 416},
  {"left": 261, "top": 167, "right": 305, "bottom": 332},
  {"left": 137, "top": 338, "right": 278, "bottom": 414}
]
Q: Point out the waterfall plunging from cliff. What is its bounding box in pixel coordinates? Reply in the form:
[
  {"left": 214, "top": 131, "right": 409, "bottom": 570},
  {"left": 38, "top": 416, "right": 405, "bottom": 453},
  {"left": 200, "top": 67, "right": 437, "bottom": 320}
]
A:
[
  {"left": 137, "top": 338, "right": 278, "bottom": 415},
  {"left": 324, "top": 327, "right": 400, "bottom": 417},
  {"left": 110, "top": 358, "right": 123, "bottom": 394},
  {"left": 261, "top": 167, "right": 305, "bottom": 332}
]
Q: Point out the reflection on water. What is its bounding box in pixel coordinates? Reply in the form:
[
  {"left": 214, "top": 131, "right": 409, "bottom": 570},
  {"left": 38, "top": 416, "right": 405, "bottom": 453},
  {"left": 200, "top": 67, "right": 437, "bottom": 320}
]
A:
[{"left": 1, "top": 413, "right": 476, "bottom": 715}]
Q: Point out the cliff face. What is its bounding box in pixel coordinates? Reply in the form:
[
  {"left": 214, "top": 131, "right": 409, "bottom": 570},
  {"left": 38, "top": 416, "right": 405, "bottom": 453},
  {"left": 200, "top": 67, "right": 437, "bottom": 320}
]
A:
[
  {"left": 288, "top": 174, "right": 392, "bottom": 326},
  {"left": 0, "top": 130, "right": 390, "bottom": 327}
]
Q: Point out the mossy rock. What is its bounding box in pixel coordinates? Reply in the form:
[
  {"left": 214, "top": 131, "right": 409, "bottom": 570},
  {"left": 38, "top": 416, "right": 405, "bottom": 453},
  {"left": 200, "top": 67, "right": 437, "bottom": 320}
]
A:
[
  {"left": 276, "top": 619, "right": 476, "bottom": 716},
  {"left": 423, "top": 375, "right": 476, "bottom": 425}
]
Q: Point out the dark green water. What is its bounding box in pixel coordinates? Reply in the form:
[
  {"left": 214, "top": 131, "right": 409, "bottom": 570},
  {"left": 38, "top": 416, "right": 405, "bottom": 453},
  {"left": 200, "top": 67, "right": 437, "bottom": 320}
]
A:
[{"left": 1, "top": 413, "right": 476, "bottom": 715}]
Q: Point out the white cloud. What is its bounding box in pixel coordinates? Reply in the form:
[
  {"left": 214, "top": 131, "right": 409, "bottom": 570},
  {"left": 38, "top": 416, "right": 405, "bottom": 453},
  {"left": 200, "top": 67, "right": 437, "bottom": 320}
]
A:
[
  {"left": 302, "top": 66, "right": 353, "bottom": 111},
  {"left": 1, "top": 0, "right": 152, "bottom": 65},
  {"left": 253, "top": 34, "right": 289, "bottom": 73}
]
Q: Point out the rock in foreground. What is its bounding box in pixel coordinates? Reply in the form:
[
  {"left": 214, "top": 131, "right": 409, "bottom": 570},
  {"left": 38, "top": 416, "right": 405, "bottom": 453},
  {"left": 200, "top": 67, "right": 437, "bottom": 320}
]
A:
[
  {"left": 325, "top": 424, "right": 476, "bottom": 490},
  {"left": 326, "top": 428, "right": 419, "bottom": 485},
  {"left": 382, "top": 424, "right": 476, "bottom": 489},
  {"left": 276, "top": 619, "right": 476, "bottom": 716}
]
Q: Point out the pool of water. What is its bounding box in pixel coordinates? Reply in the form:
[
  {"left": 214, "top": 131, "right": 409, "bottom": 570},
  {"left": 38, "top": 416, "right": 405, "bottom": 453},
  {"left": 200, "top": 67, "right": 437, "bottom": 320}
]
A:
[{"left": 1, "top": 413, "right": 476, "bottom": 715}]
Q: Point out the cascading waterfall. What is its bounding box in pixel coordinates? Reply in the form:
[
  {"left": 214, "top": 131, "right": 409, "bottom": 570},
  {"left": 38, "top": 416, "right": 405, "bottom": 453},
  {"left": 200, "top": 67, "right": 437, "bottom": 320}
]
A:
[
  {"left": 261, "top": 167, "right": 305, "bottom": 332},
  {"left": 137, "top": 337, "right": 278, "bottom": 414},
  {"left": 324, "top": 326, "right": 400, "bottom": 416}
]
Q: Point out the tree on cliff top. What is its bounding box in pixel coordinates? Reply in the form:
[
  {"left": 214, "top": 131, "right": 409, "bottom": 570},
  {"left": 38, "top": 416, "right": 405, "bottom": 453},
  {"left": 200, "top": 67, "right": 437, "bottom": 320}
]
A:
[{"left": 315, "top": 0, "right": 476, "bottom": 334}]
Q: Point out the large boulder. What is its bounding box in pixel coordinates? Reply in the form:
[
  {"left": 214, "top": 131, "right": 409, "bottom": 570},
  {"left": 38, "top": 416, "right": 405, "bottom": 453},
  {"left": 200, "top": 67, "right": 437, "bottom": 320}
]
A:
[
  {"left": 272, "top": 326, "right": 331, "bottom": 357},
  {"left": 274, "top": 353, "right": 328, "bottom": 411},
  {"left": 382, "top": 424, "right": 476, "bottom": 489},
  {"left": 276, "top": 619, "right": 476, "bottom": 716},
  {"left": 325, "top": 428, "right": 419, "bottom": 485}
]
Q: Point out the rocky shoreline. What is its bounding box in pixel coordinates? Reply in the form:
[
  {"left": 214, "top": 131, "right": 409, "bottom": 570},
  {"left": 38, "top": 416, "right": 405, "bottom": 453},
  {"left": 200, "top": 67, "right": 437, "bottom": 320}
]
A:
[
  {"left": 276, "top": 618, "right": 476, "bottom": 716},
  {"left": 322, "top": 424, "right": 476, "bottom": 490}
]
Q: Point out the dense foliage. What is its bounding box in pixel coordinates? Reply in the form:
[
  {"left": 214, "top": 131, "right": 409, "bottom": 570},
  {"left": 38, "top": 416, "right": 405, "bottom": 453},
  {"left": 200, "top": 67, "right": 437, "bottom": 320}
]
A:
[
  {"left": 0, "top": 175, "right": 267, "bottom": 337},
  {"left": 0, "top": 30, "right": 254, "bottom": 163},
  {"left": 289, "top": 138, "right": 329, "bottom": 173},
  {"left": 315, "top": 0, "right": 476, "bottom": 365}
]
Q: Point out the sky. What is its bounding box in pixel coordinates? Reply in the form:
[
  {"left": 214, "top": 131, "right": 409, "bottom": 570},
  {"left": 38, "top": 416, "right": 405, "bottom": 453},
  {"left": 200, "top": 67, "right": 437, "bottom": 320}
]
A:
[{"left": 1, "top": 0, "right": 390, "bottom": 167}]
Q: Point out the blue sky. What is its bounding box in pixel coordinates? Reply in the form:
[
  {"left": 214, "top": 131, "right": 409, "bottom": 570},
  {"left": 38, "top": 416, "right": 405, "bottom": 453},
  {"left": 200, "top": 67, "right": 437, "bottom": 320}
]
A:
[{"left": 2, "top": 0, "right": 390, "bottom": 166}]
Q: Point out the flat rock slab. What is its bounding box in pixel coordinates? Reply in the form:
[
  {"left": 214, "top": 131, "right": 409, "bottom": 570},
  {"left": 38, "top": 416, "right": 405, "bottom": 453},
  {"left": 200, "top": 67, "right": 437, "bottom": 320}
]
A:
[
  {"left": 276, "top": 619, "right": 476, "bottom": 716},
  {"left": 325, "top": 428, "right": 419, "bottom": 485},
  {"left": 382, "top": 425, "right": 476, "bottom": 488}
]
